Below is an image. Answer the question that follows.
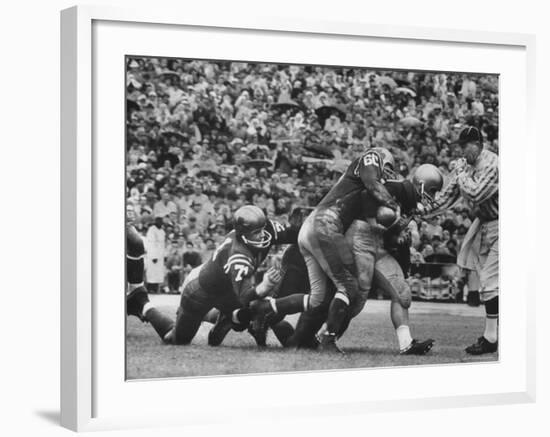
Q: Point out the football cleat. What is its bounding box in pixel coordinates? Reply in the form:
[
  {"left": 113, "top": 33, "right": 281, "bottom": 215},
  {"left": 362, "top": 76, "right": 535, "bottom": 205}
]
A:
[
  {"left": 465, "top": 336, "right": 498, "bottom": 355},
  {"left": 400, "top": 338, "right": 435, "bottom": 355},
  {"left": 207, "top": 312, "right": 234, "bottom": 347},
  {"left": 318, "top": 332, "right": 345, "bottom": 355}
]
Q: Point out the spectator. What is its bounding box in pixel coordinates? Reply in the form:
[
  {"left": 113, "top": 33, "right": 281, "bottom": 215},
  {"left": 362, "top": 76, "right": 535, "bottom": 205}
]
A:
[
  {"left": 153, "top": 191, "right": 177, "bottom": 218},
  {"left": 182, "top": 242, "right": 202, "bottom": 270},
  {"left": 165, "top": 240, "right": 183, "bottom": 293},
  {"left": 126, "top": 58, "right": 499, "bottom": 290},
  {"left": 145, "top": 217, "right": 166, "bottom": 293}
]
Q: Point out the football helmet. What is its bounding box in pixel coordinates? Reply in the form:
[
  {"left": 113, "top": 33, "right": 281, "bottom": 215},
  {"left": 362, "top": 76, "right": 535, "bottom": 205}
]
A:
[
  {"left": 234, "top": 205, "right": 272, "bottom": 249},
  {"left": 412, "top": 164, "right": 444, "bottom": 208},
  {"left": 372, "top": 147, "right": 398, "bottom": 180}
]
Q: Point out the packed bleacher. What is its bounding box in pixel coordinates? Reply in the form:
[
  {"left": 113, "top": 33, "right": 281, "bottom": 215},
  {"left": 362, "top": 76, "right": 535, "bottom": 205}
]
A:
[{"left": 125, "top": 57, "right": 499, "bottom": 297}]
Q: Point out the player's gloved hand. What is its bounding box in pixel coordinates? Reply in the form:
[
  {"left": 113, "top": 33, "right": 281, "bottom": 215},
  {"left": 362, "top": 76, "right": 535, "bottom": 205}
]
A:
[{"left": 256, "top": 267, "right": 281, "bottom": 298}]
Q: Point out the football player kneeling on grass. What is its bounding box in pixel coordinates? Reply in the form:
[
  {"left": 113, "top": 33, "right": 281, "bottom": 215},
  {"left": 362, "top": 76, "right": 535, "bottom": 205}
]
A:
[{"left": 160, "top": 205, "right": 299, "bottom": 346}]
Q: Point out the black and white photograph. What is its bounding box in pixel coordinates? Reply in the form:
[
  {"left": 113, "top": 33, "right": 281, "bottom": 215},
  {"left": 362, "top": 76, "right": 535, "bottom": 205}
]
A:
[{"left": 125, "top": 56, "right": 499, "bottom": 379}]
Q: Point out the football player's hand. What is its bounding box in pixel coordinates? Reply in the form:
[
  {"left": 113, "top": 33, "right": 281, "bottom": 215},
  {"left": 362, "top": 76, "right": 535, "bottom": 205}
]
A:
[
  {"left": 396, "top": 228, "right": 412, "bottom": 246},
  {"left": 256, "top": 267, "right": 281, "bottom": 298},
  {"left": 264, "top": 267, "right": 282, "bottom": 287}
]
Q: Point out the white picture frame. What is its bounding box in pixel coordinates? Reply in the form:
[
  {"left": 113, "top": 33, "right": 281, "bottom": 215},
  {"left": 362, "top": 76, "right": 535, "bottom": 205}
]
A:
[{"left": 60, "top": 5, "right": 536, "bottom": 432}]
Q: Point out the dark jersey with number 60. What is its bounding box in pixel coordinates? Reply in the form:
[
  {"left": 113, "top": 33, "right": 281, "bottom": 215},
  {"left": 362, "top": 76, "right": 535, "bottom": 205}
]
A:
[
  {"left": 197, "top": 219, "right": 298, "bottom": 306},
  {"left": 316, "top": 150, "right": 398, "bottom": 231}
]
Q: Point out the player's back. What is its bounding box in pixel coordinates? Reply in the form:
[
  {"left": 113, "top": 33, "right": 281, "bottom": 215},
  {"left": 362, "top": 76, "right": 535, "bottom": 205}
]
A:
[{"left": 316, "top": 156, "right": 366, "bottom": 230}]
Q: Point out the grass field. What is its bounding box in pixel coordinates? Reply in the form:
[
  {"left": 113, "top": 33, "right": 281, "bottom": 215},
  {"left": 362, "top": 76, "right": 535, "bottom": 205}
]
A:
[{"left": 126, "top": 296, "right": 497, "bottom": 380}]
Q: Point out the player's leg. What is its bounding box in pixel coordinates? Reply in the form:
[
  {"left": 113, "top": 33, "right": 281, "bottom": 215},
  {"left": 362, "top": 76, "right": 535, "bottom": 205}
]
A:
[
  {"left": 247, "top": 247, "right": 309, "bottom": 346},
  {"left": 466, "top": 221, "right": 499, "bottom": 354},
  {"left": 126, "top": 225, "right": 175, "bottom": 339},
  {"left": 271, "top": 321, "right": 294, "bottom": 346},
  {"left": 374, "top": 251, "right": 433, "bottom": 355},
  {"left": 249, "top": 254, "right": 311, "bottom": 321},
  {"left": 286, "top": 304, "right": 329, "bottom": 349},
  {"left": 126, "top": 225, "right": 147, "bottom": 319},
  {"left": 313, "top": 211, "right": 359, "bottom": 351},
  {"left": 164, "top": 271, "right": 214, "bottom": 345},
  {"left": 337, "top": 220, "right": 379, "bottom": 338},
  {"left": 284, "top": 214, "right": 332, "bottom": 347},
  {"left": 207, "top": 291, "right": 254, "bottom": 346}
]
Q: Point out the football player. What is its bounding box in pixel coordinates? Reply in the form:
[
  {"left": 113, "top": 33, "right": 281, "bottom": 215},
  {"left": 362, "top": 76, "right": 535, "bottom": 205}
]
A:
[
  {"left": 161, "top": 205, "right": 299, "bottom": 345},
  {"left": 424, "top": 126, "right": 499, "bottom": 355},
  {"left": 296, "top": 148, "right": 400, "bottom": 353},
  {"left": 245, "top": 207, "right": 315, "bottom": 348},
  {"left": 126, "top": 205, "right": 174, "bottom": 339},
  {"left": 340, "top": 163, "right": 443, "bottom": 354},
  {"left": 251, "top": 157, "right": 442, "bottom": 354}
]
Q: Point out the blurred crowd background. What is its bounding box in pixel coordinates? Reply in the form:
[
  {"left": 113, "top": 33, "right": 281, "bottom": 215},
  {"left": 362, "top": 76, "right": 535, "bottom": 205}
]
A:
[{"left": 125, "top": 57, "right": 499, "bottom": 299}]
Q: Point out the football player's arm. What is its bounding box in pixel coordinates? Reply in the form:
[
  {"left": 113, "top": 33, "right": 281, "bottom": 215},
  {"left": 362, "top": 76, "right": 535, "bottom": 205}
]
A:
[
  {"left": 229, "top": 263, "right": 257, "bottom": 306},
  {"left": 229, "top": 264, "right": 280, "bottom": 306},
  {"left": 359, "top": 163, "right": 399, "bottom": 211},
  {"left": 424, "top": 172, "right": 461, "bottom": 216},
  {"left": 456, "top": 153, "right": 498, "bottom": 204}
]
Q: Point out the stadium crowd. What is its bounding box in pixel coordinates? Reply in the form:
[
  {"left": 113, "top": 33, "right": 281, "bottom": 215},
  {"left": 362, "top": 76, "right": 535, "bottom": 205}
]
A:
[{"left": 125, "top": 57, "right": 499, "bottom": 294}]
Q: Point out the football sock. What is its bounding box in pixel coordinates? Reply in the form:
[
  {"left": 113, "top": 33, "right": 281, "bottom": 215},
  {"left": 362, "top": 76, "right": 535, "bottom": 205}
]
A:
[
  {"left": 271, "top": 321, "right": 295, "bottom": 347},
  {"left": 126, "top": 256, "right": 145, "bottom": 285},
  {"left": 274, "top": 293, "right": 308, "bottom": 315},
  {"left": 396, "top": 325, "right": 413, "bottom": 351},
  {"left": 325, "top": 293, "right": 349, "bottom": 335},
  {"left": 142, "top": 303, "right": 175, "bottom": 340},
  {"left": 484, "top": 296, "right": 499, "bottom": 343},
  {"left": 287, "top": 307, "right": 327, "bottom": 348}
]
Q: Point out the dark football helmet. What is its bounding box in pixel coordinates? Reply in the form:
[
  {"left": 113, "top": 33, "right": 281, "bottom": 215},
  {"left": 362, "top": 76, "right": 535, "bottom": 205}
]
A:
[
  {"left": 412, "top": 164, "right": 444, "bottom": 208},
  {"left": 234, "top": 205, "right": 272, "bottom": 249}
]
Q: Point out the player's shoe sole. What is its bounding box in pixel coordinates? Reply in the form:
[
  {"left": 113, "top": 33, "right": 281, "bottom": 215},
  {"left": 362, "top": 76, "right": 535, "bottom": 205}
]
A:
[
  {"left": 465, "top": 336, "right": 498, "bottom": 355},
  {"left": 400, "top": 339, "right": 435, "bottom": 355}
]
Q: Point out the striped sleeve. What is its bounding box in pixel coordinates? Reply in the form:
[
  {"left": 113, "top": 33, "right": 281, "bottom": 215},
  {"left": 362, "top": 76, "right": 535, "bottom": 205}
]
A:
[
  {"left": 429, "top": 172, "right": 461, "bottom": 213},
  {"left": 457, "top": 152, "right": 498, "bottom": 204}
]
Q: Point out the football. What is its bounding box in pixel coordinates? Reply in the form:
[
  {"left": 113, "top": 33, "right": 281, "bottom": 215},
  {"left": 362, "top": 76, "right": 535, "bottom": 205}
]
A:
[{"left": 376, "top": 206, "right": 398, "bottom": 228}]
